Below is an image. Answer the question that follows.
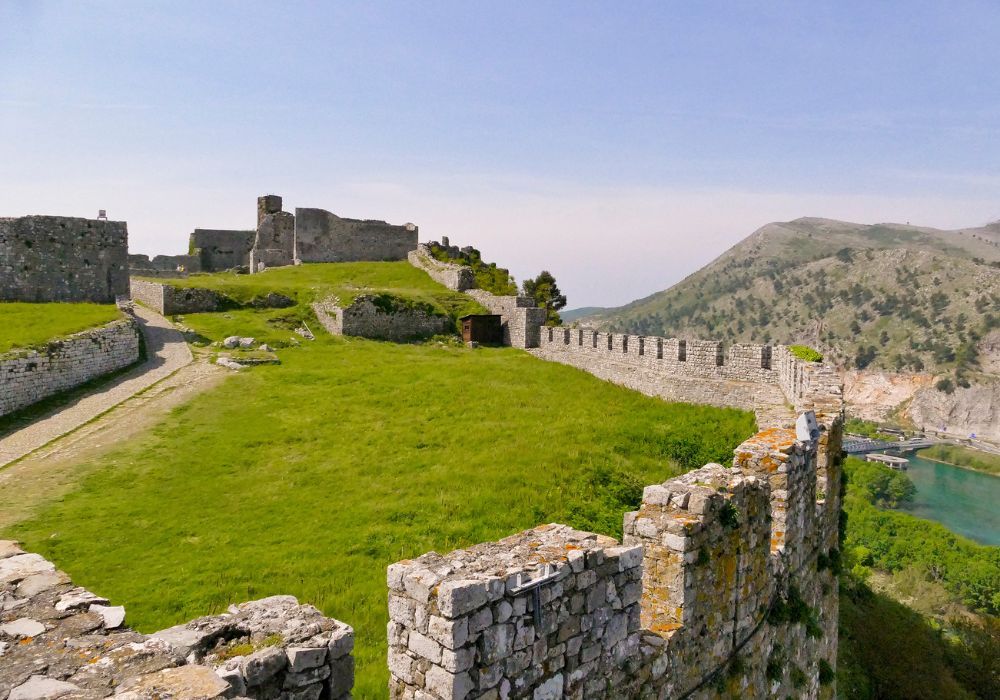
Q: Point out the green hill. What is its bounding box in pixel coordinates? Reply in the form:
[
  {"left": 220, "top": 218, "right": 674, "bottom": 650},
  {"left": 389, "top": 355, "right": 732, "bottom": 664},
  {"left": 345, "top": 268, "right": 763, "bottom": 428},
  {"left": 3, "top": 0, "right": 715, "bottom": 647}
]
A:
[{"left": 590, "top": 218, "right": 1000, "bottom": 377}]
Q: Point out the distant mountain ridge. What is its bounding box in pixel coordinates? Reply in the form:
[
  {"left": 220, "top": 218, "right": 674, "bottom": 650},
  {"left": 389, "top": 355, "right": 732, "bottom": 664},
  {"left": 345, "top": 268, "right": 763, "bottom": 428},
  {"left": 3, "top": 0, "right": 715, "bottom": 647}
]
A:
[{"left": 586, "top": 217, "right": 1000, "bottom": 381}]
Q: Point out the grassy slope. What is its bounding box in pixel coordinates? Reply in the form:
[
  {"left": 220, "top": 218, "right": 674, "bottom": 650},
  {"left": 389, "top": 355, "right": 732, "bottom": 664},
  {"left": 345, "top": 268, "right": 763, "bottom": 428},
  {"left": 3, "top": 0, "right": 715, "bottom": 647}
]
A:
[
  {"left": 918, "top": 444, "right": 1000, "bottom": 477},
  {"left": 143, "top": 262, "right": 485, "bottom": 320},
  {"left": 592, "top": 218, "right": 1000, "bottom": 373},
  {"left": 0, "top": 302, "right": 122, "bottom": 354},
  {"left": 3, "top": 335, "right": 755, "bottom": 696}
]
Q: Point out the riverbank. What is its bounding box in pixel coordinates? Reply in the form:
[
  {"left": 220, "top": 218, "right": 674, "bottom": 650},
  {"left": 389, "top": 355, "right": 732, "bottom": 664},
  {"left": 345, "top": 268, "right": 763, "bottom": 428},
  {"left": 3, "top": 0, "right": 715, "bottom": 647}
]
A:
[
  {"left": 899, "top": 453, "right": 1000, "bottom": 546},
  {"left": 916, "top": 443, "right": 1000, "bottom": 477}
]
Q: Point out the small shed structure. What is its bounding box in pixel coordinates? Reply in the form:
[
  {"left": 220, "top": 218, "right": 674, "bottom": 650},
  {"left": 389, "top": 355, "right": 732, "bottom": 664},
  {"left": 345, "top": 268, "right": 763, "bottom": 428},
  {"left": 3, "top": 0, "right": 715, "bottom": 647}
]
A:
[{"left": 461, "top": 314, "right": 503, "bottom": 346}]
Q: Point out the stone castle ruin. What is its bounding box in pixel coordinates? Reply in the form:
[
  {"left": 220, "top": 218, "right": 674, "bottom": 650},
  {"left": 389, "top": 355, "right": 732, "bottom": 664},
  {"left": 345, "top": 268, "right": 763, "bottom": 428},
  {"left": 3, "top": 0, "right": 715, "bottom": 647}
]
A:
[
  {"left": 135, "top": 195, "right": 419, "bottom": 275},
  {"left": 2, "top": 336, "right": 844, "bottom": 699},
  {"left": 3, "top": 199, "right": 845, "bottom": 698},
  {"left": 1, "top": 215, "right": 129, "bottom": 303}
]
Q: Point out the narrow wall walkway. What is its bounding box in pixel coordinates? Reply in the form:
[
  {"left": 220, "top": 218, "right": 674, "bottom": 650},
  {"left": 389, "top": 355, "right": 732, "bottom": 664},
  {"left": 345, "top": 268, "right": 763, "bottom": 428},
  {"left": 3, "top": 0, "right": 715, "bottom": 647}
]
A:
[{"left": 0, "top": 306, "right": 192, "bottom": 467}]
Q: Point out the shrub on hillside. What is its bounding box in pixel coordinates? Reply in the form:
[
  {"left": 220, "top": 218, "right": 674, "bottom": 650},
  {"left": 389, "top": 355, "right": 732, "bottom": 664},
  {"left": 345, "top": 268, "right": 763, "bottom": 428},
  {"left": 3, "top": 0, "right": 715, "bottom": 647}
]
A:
[{"left": 428, "top": 244, "right": 518, "bottom": 296}]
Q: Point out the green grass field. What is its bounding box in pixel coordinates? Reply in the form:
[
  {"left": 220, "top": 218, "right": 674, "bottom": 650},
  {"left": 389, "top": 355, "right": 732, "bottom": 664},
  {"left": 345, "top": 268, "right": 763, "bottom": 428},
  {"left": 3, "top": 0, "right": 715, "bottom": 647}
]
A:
[
  {"left": 918, "top": 444, "right": 1000, "bottom": 477},
  {"left": 4, "top": 335, "right": 755, "bottom": 695},
  {"left": 0, "top": 302, "right": 122, "bottom": 354},
  {"left": 144, "top": 262, "right": 486, "bottom": 320}
]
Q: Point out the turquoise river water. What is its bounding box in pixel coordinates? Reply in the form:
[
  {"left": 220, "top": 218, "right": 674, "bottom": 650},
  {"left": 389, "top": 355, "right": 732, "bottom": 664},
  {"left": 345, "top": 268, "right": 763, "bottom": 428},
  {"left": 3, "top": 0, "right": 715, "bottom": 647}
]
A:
[{"left": 897, "top": 452, "right": 1000, "bottom": 546}]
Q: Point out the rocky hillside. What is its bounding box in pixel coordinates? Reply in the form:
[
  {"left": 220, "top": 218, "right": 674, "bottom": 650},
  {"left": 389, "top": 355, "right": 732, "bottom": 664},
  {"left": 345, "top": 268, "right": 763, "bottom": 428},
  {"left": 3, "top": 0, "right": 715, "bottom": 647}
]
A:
[{"left": 587, "top": 218, "right": 1000, "bottom": 376}]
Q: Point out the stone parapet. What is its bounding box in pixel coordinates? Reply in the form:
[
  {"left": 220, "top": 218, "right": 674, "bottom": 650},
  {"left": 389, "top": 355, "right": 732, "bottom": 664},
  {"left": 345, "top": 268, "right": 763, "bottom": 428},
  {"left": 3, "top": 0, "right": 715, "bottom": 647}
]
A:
[
  {"left": 538, "top": 328, "right": 778, "bottom": 383},
  {"left": 0, "top": 317, "right": 140, "bottom": 418},
  {"left": 533, "top": 328, "right": 846, "bottom": 425},
  {"left": 388, "top": 414, "right": 842, "bottom": 699},
  {"left": 775, "top": 345, "right": 843, "bottom": 414},
  {"left": 386, "top": 524, "right": 643, "bottom": 700}
]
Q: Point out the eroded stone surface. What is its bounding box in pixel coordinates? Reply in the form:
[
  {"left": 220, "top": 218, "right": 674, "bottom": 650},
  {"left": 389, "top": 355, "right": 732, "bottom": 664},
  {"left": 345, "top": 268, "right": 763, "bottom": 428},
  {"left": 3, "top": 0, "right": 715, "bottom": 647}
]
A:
[{"left": 1, "top": 543, "right": 354, "bottom": 700}]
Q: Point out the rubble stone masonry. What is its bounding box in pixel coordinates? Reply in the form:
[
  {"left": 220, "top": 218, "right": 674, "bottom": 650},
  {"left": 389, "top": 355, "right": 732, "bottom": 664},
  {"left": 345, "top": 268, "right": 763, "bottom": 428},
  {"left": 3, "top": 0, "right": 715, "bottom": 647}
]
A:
[
  {"left": 388, "top": 411, "right": 842, "bottom": 699},
  {"left": 0, "top": 542, "right": 354, "bottom": 700},
  {"left": 407, "top": 243, "right": 477, "bottom": 291},
  {"left": 0, "top": 216, "right": 129, "bottom": 303},
  {"left": 532, "top": 326, "right": 843, "bottom": 420},
  {"left": 312, "top": 296, "right": 453, "bottom": 342},
  {"left": 0, "top": 317, "right": 140, "bottom": 418}
]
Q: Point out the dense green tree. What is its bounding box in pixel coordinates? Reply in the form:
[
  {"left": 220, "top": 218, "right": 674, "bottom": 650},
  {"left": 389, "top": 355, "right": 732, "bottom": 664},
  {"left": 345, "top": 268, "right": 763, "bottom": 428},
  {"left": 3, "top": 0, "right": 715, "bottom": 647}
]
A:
[{"left": 522, "top": 271, "right": 567, "bottom": 326}]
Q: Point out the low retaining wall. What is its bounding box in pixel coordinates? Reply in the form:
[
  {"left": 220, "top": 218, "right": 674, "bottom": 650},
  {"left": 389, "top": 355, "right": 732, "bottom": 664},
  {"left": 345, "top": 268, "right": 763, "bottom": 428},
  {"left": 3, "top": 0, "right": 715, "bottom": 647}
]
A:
[
  {"left": 130, "top": 279, "right": 294, "bottom": 316},
  {"left": 0, "top": 542, "right": 354, "bottom": 700},
  {"left": 312, "top": 296, "right": 453, "bottom": 342},
  {"left": 130, "top": 278, "right": 226, "bottom": 315},
  {"left": 408, "top": 244, "right": 476, "bottom": 291},
  {"left": 0, "top": 317, "right": 140, "bottom": 418}
]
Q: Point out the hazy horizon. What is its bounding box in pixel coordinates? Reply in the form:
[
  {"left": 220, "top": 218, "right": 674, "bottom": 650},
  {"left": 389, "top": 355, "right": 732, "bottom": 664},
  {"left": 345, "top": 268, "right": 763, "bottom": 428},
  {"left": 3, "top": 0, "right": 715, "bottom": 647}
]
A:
[{"left": 3, "top": 2, "right": 999, "bottom": 307}]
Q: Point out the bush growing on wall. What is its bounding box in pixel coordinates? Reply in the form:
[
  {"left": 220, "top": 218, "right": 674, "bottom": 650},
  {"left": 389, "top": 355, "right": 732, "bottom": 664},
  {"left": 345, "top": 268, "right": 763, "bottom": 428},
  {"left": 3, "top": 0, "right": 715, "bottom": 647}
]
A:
[{"left": 789, "top": 344, "right": 823, "bottom": 362}]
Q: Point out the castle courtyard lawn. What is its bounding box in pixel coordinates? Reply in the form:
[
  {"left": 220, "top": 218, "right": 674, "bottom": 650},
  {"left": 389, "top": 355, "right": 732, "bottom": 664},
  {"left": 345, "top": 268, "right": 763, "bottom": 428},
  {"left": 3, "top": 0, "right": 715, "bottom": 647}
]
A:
[
  {"left": 0, "top": 302, "right": 122, "bottom": 354},
  {"left": 3, "top": 337, "right": 755, "bottom": 696}
]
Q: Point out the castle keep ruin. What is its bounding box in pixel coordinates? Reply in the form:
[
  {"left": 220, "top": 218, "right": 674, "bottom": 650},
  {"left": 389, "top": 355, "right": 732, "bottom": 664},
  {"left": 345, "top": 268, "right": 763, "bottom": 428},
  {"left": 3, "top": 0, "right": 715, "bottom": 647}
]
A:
[
  {"left": 149, "top": 195, "right": 418, "bottom": 274},
  {"left": 0, "top": 215, "right": 129, "bottom": 302}
]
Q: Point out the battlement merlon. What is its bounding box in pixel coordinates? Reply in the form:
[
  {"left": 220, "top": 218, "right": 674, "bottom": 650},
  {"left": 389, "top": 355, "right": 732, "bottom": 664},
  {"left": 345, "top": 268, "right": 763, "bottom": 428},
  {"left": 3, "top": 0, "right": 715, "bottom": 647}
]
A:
[
  {"left": 387, "top": 412, "right": 843, "bottom": 699},
  {"left": 386, "top": 524, "right": 643, "bottom": 699}
]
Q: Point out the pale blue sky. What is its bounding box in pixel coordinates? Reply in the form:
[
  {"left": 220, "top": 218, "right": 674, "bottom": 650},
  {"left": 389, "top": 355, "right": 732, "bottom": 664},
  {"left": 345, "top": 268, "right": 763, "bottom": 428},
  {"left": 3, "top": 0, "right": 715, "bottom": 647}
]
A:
[{"left": 2, "top": 1, "right": 999, "bottom": 306}]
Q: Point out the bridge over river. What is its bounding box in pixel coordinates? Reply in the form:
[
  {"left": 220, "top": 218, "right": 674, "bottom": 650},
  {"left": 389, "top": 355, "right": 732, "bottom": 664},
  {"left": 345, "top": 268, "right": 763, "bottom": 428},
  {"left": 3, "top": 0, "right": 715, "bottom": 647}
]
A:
[{"left": 843, "top": 435, "right": 937, "bottom": 455}]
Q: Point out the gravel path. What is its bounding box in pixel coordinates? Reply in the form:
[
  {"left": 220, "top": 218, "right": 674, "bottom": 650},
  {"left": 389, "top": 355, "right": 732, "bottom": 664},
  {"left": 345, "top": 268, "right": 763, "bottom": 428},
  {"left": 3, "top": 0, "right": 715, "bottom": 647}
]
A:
[{"left": 0, "top": 306, "right": 193, "bottom": 467}]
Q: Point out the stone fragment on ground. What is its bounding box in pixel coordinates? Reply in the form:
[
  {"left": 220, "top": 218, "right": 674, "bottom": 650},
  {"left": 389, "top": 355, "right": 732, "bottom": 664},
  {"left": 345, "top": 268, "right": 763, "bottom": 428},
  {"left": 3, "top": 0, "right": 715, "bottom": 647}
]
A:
[{"left": 1, "top": 541, "right": 355, "bottom": 700}]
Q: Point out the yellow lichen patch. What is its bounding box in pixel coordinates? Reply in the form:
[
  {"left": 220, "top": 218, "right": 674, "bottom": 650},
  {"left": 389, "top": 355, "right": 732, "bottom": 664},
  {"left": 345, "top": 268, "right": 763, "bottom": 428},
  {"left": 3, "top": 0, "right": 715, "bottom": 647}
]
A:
[
  {"left": 722, "top": 554, "right": 737, "bottom": 584},
  {"left": 650, "top": 622, "right": 683, "bottom": 633}
]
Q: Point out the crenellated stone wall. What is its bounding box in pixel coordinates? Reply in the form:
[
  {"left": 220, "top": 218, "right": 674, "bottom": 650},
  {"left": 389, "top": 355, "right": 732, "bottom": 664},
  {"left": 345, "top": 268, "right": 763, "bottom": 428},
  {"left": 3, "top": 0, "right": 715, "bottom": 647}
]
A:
[
  {"left": 0, "top": 541, "right": 354, "bottom": 700},
  {"left": 0, "top": 216, "right": 129, "bottom": 303},
  {"left": 312, "top": 296, "right": 453, "bottom": 342},
  {"left": 774, "top": 345, "right": 844, "bottom": 414},
  {"left": 531, "top": 327, "right": 844, "bottom": 422},
  {"left": 388, "top": 412, "right": 843, "bottom": 699},
  {"left": 0, "top": 317, "right": 141, "bottom": 418}
]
